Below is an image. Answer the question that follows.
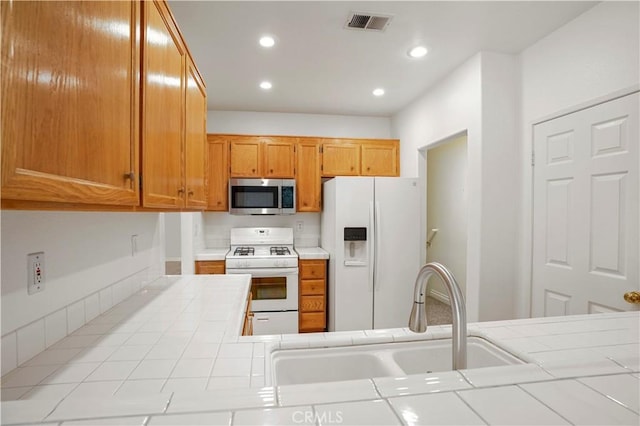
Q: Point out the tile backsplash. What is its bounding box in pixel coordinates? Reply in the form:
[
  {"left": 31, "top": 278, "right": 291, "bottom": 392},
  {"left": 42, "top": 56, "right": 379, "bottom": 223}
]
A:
[{"left": 202, "top": 212, "right": 321, "bottom": 248}]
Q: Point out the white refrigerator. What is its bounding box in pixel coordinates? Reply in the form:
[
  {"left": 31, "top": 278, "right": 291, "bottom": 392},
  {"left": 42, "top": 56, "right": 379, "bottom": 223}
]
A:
[{"left": 321, "top": 177, "right": 421, "bottom": 331}]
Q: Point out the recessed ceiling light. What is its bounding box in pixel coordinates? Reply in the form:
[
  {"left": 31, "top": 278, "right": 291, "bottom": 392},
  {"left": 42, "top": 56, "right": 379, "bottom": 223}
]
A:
[
  {"left": 259, "top": 36, "right": 275, "bottom": 48},
  {"left": 372, "top": 88, "right": 385, "bottom": 97},
  {"left": 408, "top": 45, "right": 428, "bottom": 58},
  {"left": 260, "top": 81, "right": 272, "bottom": 90}
]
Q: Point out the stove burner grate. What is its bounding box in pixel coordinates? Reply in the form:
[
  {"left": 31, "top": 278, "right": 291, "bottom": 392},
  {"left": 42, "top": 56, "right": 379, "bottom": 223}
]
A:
[
  {"left": 270, "top": 246, "right": 291, "bottom": 256},
  {"left": 234, "top": 247, "right": 254, "bottom": 256}
]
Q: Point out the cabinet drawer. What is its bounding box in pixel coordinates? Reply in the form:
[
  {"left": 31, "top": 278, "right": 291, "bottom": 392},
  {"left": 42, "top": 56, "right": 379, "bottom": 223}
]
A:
[
  {"left": 299, "top": 312, "right": 325, "bottom": 331},
  {"left": 299, "top": 260, "right": 326, "bottom": 279},
  {"left": 300, "top": 279, "right": 325, "bottom": 295},
  {"left": 195, "top": 261, "right": 225, "bottom": 274},
  {"left": 299, "top": 295, "right": 324, "bottom": 312}
]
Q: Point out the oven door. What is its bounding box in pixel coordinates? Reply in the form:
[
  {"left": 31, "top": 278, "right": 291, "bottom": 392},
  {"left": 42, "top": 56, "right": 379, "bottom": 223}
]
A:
[{"left": 226, "top": 267, "right": 298, "bottom": 312}]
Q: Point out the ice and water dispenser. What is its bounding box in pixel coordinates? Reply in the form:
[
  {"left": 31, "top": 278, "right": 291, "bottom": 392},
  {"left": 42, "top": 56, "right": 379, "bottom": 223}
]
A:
[{"left": 343, "top": 227, "right": 367, "bottom": 266}]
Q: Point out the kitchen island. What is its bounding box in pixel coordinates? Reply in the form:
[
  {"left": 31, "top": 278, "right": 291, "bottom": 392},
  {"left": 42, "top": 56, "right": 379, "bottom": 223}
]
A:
[{"left": 1, "top": 275, "right": 638, "bottom": 425}]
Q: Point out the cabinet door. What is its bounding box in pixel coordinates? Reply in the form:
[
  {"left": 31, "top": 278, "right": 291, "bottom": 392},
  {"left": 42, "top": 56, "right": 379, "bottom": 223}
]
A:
[
  {"left": 230, "top": 138, "right": 261, "bottom": 177},
  {"left": 296, "top": 140, "right": 322, "bottom": 212},
  {"left": 184, "top": 57, "right": 207, "bottom": 209},
  {"left": 361, "top": 140, "right": 399, "bottom": 176},
  {"left": 206, "top": 136, "right": 229, "bottom": 211},
  {"left": 263, "top": 137, "right": 295, "bottom": 178},
  {"left": 195, "top": 261, "right": 225, "bottom": 274},
  {"left": 1, "top": 1, "right": 140, "bottom": 206},
  {"left": 141, "top": 0, "right": 185, "bottom": 208},
  {"left": 322, "top": 142, "right": 360, "bottom": 176}
]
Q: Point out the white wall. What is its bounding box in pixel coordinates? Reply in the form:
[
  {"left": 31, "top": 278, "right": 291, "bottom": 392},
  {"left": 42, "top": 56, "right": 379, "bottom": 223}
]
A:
[
  {"left": 517, "top": 1, "right": 640, "bottom": 318},
  {"left": 1, "top": 211, "right": 164, "bottom": 374},
  {"left": 426, "top": 134, "right": 468, "bottom": 302},
  {"left": 164, "top": 213, "right": 182, "bottom": 260},
  {"left": 392, "top": 52, "right": 520, "bottom": 322},
  {"left": 208, "top": 110, "right": 391, "bottom": 138}
]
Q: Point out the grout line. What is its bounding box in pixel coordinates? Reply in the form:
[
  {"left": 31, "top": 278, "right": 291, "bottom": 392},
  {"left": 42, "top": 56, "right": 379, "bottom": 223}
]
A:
[
  {"left": 576, "top": 375, "right": 640, "bottom": 415},
  {"left": 453, "top": 390, "right": 490, "bottom": 425},
  {"left": 516, "top": 382, "right": 574, "bottom": 424}
]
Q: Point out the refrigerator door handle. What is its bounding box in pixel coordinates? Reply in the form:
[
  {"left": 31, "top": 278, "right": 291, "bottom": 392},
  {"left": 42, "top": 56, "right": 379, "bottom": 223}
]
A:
[
  {"left": 369, "top": 201, "right": 375, "bottom": 293},
  {"left": 375, "top": 201, "right": 381, "bottom": 291}
]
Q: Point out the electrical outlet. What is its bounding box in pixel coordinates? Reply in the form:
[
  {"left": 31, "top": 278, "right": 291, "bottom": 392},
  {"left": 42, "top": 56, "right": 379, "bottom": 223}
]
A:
[
  {"left": 296, "top": 221, "right": 304, "bottom": 233},
  {"left": 27, "top": 252, "right": 45, "bottom": 295},
  {"left": 131, "top": 234, "right": 138, "bottom": 257}
]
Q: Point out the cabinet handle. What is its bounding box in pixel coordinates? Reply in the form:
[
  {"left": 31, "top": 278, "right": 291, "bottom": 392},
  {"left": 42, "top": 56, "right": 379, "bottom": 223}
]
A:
[
  {"left": 123, "top": 172, "right": 135, "bottom": 181},
  {"left": 252, "top": 169, "right": 256, "bottom": 173},
  {"left": 178, "top": 187, "right": 185, "bottom": 194},
  {"left": 270, "top": 169, "right": 273, "bottom": 173},
  {"left": 188, "top": 190, "right": 194, "bottom": 196}
]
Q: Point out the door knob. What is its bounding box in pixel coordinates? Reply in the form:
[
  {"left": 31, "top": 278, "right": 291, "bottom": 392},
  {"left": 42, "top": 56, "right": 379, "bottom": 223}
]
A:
[{"left": 623, "top": 291, "right": 640, "bottom": 304}]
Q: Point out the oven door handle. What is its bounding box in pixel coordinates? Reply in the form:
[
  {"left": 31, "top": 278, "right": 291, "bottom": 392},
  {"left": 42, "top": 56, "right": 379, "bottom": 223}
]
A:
[{"left": 226, "top": 267, "right": 299, "bottom": 276}]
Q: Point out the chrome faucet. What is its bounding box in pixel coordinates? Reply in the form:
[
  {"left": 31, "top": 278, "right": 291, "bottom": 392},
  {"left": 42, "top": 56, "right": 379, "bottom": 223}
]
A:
[{"left": 408, "top": 262, "right": 467, "bottom": 370}]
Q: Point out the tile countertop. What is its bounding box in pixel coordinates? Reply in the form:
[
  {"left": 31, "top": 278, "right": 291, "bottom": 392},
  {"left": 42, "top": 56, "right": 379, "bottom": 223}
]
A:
[
  {"left": 194, "top": 248, "right": 230, "bottom": 261},
  {"left": 1, "top": 275, "right": 638, "bottom": 425},
  {"left": 294, "top": 247, "right": 330, "bottom": 260}
]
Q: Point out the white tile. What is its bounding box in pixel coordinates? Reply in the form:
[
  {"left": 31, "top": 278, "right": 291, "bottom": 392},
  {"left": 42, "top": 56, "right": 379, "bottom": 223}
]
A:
[
  {"left": 460, "top": 364, "right": 554, "bottom": 387},
  {"left": 191, "top": 331, "right": 226, "bottom": 343},
  {"left": 251, "top": 357, "right": 265, "bottom": 376},
  {"left": 1, "top": 333, "right": 18, "bottom": 376},
  {"left": 40, "top": 362, "right": 100, "bottom": 384},
  {"left": 84, "top": 293, "right": 101, "bottom": 322},
  {"left": 579, "top": 374, "right": 640, "bottom": 413},
  {"left": 252, "top": 343, "right": 265, "bottom": 358},
  {"left": 250, "top": 375, "right": 265, "bottom": 388},
  {"left": 521, "top": 379, "right": 640, "bottom": 425},
  {"left": 128, "top": 359, "right": 176, "bottom": 380},
  {"left": 0, "top": 399, "right": 60, "bottom": 424},
  {"left": 45, "top": 309, "right": 68, "bottom": 348},
  {"left": 1, "top": 386, "right": 32, "bottom": 401},
  {"left": 66, "top": 300, "right": 86, "bottom": 334},
  {"left": 171, "top": 358, "right": 214, "bottom": 378},
  {"left": 149, "top": 411, "right": 231, "bottom": 425},
  {"left": 278, "top": 379, "right": 379, "bottom": 406},
  {"left": 206, "top": 376, "right": 251, "bottom": 390},
  {"left": 167, "top": 387, "right": 276, "bottom": 413},
  {"left": 315, "top": 399, "right": 401, "bottom": 426},
  {"left": 115, "top": 379, "right": 165, "bottom": 398},
  {"left": 51, "top": 334, "right": 100, "bottom": 350},
  {"left": 181, "top": 342, "right": 219, "bottom": 359},
  {"left": 218, "top": 343, "right": 253, "bottom": 358},
  {"left": 73, "top": 346, "right": 117, "bottom": 363},
  {"left": 65, "top": 381, "right": 122, "bottom": 399},
  {"left": 1, "top": 365, "right": 59, "bottom": 387},
  {"left": 47, "top": 394, "right": 171, "bottom": 421},
  {"left": 99, "top": 287, "right": 113, "bottom": 314},
  {"left": 233, "top": 406, "right": 313, "bottom": 425},
  {"left": 85, "top": 361, "right": 139, "bottom": 382},
  {"left": 145, "top": 344, "right": 186, "bottom": 360},
  {"left": 156, "top": 331, "right": 193, "bottom": 346},
  {"left": 531, "top": 348, "right": 629, "bottom": 378},
  {"left": 124, "top": 332, "right": 163, "bottom": 346},
  {"left": 17, "top": 319, "right": 46, "bottom": 365},
  {"left": 162, "top": 377, "right": 208, "bottom": 393},
  {"left": 388, "top": 392, "right": 485, "bottom": 425},
  {"left": 25, "top": 347, "right": 83, "bottom": 367},
  {"left": 72, "top": 323, "right": 116, "bottom": 336},
  {"left": 108, "top": 345, "right": 152, "bottom": 361},
  {"left": 592, "top": 344, "right": 640, "bottom": 371},
  {"left": 211, "top": 357, "right": 252, "bottom": 377},
  {"left": 20, "top": 383, "right": 76, "bottom": 401},
  {"left": 374, "top": 371, "right": 471, "bottom": 398},
  {"left": 63, "top": 416, "right": 147, "bottom": 425},
  {"left": 93, "top": 333, "right": 134, "bottom": 347},
  {"left": 458, "top": 385, "right": 570, "bottom": 425}
]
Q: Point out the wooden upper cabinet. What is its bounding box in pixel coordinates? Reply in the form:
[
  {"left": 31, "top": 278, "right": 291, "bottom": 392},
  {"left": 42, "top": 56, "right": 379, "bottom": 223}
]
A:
[
  {"left": 296, "top": 139, "right": 322, "bottom": 212},
  {"left": 184, "top": 56, "right": 207, "bottom": 209},
  {"left": 262, "top": 137, "right": 295, "bottom": 178},
  {"left": 206, "top": 135, "right": 229, "bottom": 211},
  {"left": 321, "top": 141, "right": 361, "bottom": 176},
  {"left": 229, "top": 138, "right": 262, "bottom": 177},
  {"left": 361, "top": 140, "right": 399, "bottom": 176},
  {"left": 1, "top": 1, "right": 140, "bottom": 206},
  {"left": 141, "top": 0, "right": 185, "bottom": 208}
]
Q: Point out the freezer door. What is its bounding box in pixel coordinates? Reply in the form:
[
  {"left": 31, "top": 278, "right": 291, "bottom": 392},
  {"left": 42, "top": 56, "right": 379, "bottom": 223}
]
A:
[
  {"left": 373, "top": 177, "right": 421, "bottom": 329},
  {"left": 327, "top": 177, "right": 375, "bottom": 331}
]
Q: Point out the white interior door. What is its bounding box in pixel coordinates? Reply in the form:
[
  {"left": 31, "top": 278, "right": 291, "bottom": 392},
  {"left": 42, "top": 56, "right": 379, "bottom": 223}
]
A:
[{"left": 532, "top": 92, "right": 639, "bottom": 317}]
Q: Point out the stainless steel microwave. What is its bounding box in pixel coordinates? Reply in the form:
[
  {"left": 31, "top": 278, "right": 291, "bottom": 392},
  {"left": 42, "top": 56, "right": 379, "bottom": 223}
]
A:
[{"left": 229, "top": 179, "right": 296, "bottom": 215}]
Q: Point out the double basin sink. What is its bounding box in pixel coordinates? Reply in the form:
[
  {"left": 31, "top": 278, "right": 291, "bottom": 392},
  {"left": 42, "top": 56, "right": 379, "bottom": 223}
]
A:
[{"left": 272, "top": 336, "right": 523, "bottom": 386}]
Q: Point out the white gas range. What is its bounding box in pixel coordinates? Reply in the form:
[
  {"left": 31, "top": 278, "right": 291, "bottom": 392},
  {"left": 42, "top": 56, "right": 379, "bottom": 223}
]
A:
[{"left": 225, "top": 227, "right": 299, "bottom": 335}]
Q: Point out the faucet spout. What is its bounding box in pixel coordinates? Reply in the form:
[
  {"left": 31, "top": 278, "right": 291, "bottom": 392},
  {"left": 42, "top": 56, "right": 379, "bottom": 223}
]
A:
[{"left": 409, "top": 262, "right": 467, "bottom": 370}]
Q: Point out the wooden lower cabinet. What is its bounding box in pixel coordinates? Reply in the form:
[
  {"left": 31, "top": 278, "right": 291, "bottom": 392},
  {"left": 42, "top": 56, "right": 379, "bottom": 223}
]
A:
[
  {"left": 194, "top": 260, "right": 225, "bottom": 274},
  {"left": 298, "top": 259, "right": 327, "bottom": 333},
  {"left": 242, "top": 293, "right": 253, "bottom": 336}
]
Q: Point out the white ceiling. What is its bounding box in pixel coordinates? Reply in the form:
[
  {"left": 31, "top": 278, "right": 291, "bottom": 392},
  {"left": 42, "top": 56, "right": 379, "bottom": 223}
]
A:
[{"left": 169, "top": 1, "right": 598, "bottom": 117}]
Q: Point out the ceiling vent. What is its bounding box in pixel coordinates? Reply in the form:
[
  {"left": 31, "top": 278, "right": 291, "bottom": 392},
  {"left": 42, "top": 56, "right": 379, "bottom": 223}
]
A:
[{"left": 345, "top": 12, "right": 393, "bottom": 32}]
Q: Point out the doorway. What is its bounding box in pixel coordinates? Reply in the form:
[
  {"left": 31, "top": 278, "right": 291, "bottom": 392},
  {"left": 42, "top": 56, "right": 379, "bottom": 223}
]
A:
[{"left": 425, "top": 133, "right": 468, "bottom": 309}]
